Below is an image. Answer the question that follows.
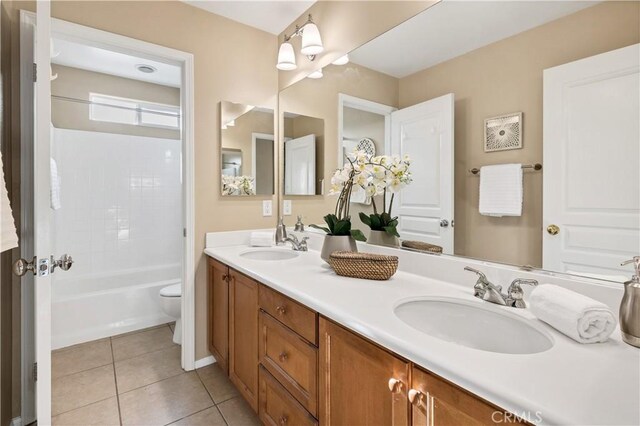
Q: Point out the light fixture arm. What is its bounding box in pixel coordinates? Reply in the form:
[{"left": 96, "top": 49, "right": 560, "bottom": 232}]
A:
[{"left": 283, "top": 14, "right": 318, "bottom": 61}]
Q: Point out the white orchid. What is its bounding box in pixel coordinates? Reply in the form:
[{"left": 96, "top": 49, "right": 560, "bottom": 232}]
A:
[{"left": 221, "top": 175, "right": 255, "bottom": 196}]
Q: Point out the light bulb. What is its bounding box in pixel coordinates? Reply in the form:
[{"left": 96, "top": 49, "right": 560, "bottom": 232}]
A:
[
  {"left": 308, "top": 69, "right": 323, "bottom": 79},
  {"left": 332, "top": 54, "right": 349, "bottom": 66}
]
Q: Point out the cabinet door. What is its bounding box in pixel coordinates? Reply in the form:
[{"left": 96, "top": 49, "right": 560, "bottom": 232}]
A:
[
  {"left": 208, "top": 258, "right": 229, "bottom": 374},
  {"left": 319, "top": 317, "right": 410, "bottom": 426},
  {"left": 229, "top": 269, "right": 259, "bottom": 411},
  {"left": 410, "top": 366, "right": 519, "bottom": 426}
]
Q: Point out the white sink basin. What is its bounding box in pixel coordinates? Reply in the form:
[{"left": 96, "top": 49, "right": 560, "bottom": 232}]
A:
[
  {"left": 394, "top": 298, "right": 553, "bottom": 354},
  {"left": 239, "top": 249, "right": 299, "bottom": 261}
]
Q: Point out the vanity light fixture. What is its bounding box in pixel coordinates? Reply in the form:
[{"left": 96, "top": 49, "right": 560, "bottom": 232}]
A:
[
  {"left": 332, "top": 54, "right": 350, "bottom": 66},
  {"left": 308, "top": 68, "right": 323, "bottom": 79},
  {"left": 276, "top": 14, "right": 323, "bottom": 70}
]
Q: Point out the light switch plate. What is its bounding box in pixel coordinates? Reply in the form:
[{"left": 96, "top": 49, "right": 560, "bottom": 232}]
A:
[
  {"left": 262, "top": 200, "right": 272, "bottom": 217},
  {"left": 283, "top": 200, "right": 292, "bottom": 216}
]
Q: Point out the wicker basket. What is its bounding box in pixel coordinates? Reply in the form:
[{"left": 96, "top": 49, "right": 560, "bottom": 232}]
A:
[
  {"left": 401, "top": 240, "right": 443, "bottom": 254},
  {"left": 329, "top": 251, "right": 399, "bottom": 281}
]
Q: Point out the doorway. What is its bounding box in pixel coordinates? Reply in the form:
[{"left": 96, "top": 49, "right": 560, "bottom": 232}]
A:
[{"left": 19, "top": 10, "right": 194, "bottom": 424}]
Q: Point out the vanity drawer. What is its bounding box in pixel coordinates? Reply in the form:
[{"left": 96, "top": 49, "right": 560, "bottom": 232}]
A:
[
  {"left": 259, "top": 310, "right": 318, "bottom": 416},
  {"left": 259, "top": 285, "right": 318, "bottom": 345},
  {"left": 259, "top": 365, "right": 318, "bottom": 426}
]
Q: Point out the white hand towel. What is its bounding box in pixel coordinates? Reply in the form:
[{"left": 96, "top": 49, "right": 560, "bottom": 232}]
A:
[
  {"left": 50, "top": 158, "right": 61, "bottom": 210},
  {"left": 0, "top": 152, "right": 18, "bottom": 253},
  {"left": 530, "top": 284, "right": 617, "bottom": 343},
  {"left": 250, "top": 231, "right": 274, "bottom": 247},
  {"left": 478, "top": 164, "right": 523, "bottom": 217}
]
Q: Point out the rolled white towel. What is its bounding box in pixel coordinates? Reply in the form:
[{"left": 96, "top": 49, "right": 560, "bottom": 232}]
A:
[
  {"left": 250, "top": 231, "right": 273, "bottom": 247},
  {"left": 530, "top": 284, "right": 617, "bottom": 344}
]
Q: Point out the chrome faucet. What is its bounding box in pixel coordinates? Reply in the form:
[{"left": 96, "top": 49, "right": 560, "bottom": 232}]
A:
[
  {"left": 284, "top": 234, "right": 309, "bottom": 251},
  {"left": 464, "top": 267, "right": 538, "bottom": 308}
]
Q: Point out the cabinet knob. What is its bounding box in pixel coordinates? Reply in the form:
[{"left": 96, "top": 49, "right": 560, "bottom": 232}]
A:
[
  {"left": 388, "top": 378, "right": 403, "bottom": 393},
  {"left": 278, "top": 351, "right": 288, "bottom": 362},
  {"left": 276, "top": 305, "right": 286, "bottom": 315},
  {"left": 408, "top": 389, "right": 424, "bottom": 405},
  {"left": 222, "top": 274, "right": 228, "bottom": 282},
  {"left": 279, "top": 415, "right": 288, "bottom": 425}
]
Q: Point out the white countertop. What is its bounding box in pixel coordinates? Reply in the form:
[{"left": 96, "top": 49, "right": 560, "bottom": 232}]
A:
[{"left": 204, "top": 235, "right": 640, "bottom": 425}]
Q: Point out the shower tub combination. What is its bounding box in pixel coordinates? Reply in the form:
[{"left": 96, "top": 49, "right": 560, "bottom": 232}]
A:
[{"left": 52, "top": 264, "right": 180, "bottom": 349}]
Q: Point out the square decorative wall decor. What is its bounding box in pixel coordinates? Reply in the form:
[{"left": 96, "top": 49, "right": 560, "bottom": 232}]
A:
[{"left": 484, "top": 112, "right": 523, "bottom": 152}]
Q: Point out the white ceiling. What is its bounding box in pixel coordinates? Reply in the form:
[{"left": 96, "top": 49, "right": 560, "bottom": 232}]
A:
[
  {"left": 350, "top": 1, "right": 601, "bottom": 78},
  {"left": 51, "top": 37, "right": 182, "bottom": 87},
  {"left": 182, "top": 0, "right": 316, "bottom": 35}
]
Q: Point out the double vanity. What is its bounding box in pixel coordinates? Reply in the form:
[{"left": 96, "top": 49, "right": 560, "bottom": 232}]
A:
[{"left": 205, "top": 230, "right": 640, "bottom": 426}]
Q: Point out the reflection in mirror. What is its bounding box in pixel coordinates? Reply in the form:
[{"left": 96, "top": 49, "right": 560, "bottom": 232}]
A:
[
  {"left": 220, "top": 101, "right": 274, "bottom": 196},
  {"left": 282, "top": 112, "right": 324, "bottom": 195},
  {"left": 278, "top": 1, "right": 640, "bottom": 281}
]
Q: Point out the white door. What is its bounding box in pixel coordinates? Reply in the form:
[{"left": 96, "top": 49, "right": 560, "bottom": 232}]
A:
[
  {"left": 285, "top": 134, "right": 316, "bottom": 195},
  {"left": 391, "top": 94, "right": 454, "bottom": 253},
  {"left": 33, "top": 2, "right": 53, "bottom": 423},
  {"left": 543, "top": 44, "right": 640, "bottom": 278}
]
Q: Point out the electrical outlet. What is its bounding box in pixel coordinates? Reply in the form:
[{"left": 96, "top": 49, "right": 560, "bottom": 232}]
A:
[
  {"left": 283, "top": 200, "right": 292, "bottom": 216},
  {"left": 262, "top": 200, "right": 272, "bottom": 217}
]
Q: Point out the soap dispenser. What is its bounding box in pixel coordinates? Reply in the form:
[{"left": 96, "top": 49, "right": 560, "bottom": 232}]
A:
[
  {"left": 620, "top": 256, "right": 640, "bottom": 348},
  {"left": 275, "top": 217, "right": 287, "bottom": 245}
]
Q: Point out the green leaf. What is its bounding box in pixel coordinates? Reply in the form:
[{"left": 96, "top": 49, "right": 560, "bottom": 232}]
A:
[
  {"left": 324, "top": 214, "right": 338, "bottom": 233},
  {"left": 358, "top": 212, "right": 371, "bottom": 227},
  {"left": 383, "top": 225, "right": 400, "bottom": 238},
  {"left": 332, "top": 219, "right": 352, "bottom": 236},
  {"left": 370, "top": 214, "right": 383, "bottom": 230},
  {"left": 380, "top": 212, "right": 392, "bottom": 224},
  {"left": 309, "top": 224, "right": 330, "bottom": 234},
  {"left": 350, "top": 229, "right": 367, "bottom": 242}
]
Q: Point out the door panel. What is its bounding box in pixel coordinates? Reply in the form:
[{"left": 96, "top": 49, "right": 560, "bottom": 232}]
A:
[
  {"left": 391, "top": 94, "right": 454, "bottom": 253},
  {"left": 229, "top": 269, "right": 259, "bottom": 411},
  {"left": 285, "top": 134, "right": 316, "bottom": 195},
  {"left": 34, "top": 3, "right": 53, "bottom": 423},
  {"left": 543, "top": 44, "right": 640, "bottom": 277},
  {"left": 319, "top": 317, "right": 410, "bottom": 426}
]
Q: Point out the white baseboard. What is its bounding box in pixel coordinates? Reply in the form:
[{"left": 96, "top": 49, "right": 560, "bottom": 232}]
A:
[
  {"left": 10, "top": 416, "right": 22, "bottom": 426},
  {"left": 194, "top": 355, "right": 216, "bottom": 369}
]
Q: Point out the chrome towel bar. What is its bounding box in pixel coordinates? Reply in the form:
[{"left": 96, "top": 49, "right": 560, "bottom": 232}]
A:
[{"left": 469, "top": 163, "right": 542, "bottom": 175}]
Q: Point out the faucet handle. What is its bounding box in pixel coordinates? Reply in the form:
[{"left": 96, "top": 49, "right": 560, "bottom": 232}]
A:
[
  {"left": 507, "top": 278, "right": 538, "bottom": 308},
  {"left": 464, "top": 266, "right": 488, "bottom": 282}
]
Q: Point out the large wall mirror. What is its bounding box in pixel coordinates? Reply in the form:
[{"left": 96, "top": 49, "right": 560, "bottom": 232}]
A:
[
  {"left": 220, "top": 101, "right": 275, "bottom": 196},
  {"left": 282, "top": 112, "right": 324, "bottom": 195},
  {"left": 278, "top": 1, "right": 640, "bottom": 281}
]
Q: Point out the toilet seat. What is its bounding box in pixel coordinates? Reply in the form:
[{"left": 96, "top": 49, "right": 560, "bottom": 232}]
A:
[{"left": 160, "top": 283, "right": 181, "bottom": 297}]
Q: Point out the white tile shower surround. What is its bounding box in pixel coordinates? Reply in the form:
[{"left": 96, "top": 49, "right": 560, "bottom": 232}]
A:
[
  {"left": 205, "top": 229, "right": 640, "bottom": 425},
  {"left": 51, "top": 127, "right": 182, "bottom": 348}
]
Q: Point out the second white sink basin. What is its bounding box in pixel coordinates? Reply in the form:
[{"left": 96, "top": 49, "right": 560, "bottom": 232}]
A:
[
  {"left": 239, "top": 249, "right": 299, "bottom": 261},
  {"left": 394, "top": 298, "right": 553, "bottom": 354}
]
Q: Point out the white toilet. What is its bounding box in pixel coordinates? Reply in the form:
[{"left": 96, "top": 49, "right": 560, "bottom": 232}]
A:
[{"left": 159, "top": 283, "right": 182, "bottom": 344}]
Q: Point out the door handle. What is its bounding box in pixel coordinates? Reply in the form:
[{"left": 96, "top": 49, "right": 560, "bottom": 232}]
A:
[
  {"left": 440, "top": 219, "right": 449, "bottom": 228},
  {"left": 51, "top": 254, "right": 74, "bottom": 272},
  {"left": 13, "top": 257, "right": 37, "bottom": 277},
  {"left": 547, "top": 224, "right": 560, "bottom": 235}
]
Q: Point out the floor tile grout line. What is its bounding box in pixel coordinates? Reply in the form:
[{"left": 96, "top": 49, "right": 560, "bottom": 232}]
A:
[
  {"left": 194, "top": 367, "right": 217, "bottom": 406},
  {"left": 52, "top": 359, "right": 114, "bottom": 381},
  {"left": 194, "top": 366, "right": 238, "bottom": 407},
  {"left": 162, "top": 404, "right": 224, "bottom": 426},
  {"left": 110, "top": 323, "right": 172, "bottom": 342},
  {"left": 110, "top": 337, "right": 124, "bottom": 426},
  {"left": 51, "top": 394, "right": 117, "bottom": 419},
  {"left": 117, "top": 369, "right": 187, "bottom": 396},
  {"left": 112, "top": 342, "right": 181, "bottom": 366}
]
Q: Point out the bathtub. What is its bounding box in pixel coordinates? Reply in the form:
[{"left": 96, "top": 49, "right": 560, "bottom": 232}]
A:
[{"left": 52, "top": 264, "right": 180, "bottom": 349}]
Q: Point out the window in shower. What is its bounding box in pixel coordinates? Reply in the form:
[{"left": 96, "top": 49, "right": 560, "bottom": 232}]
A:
[{"left": 89, "top": 93, "right": 180, "bottom": 129}]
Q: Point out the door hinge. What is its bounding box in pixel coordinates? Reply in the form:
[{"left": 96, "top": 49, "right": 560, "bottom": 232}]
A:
[
  {"left": 33, "top": 363, "right": 37, "bottom": 381},
  {"left": 33, "top": 63, "right": 37, "bottom": 82},
  {"left": 183, "top": 228, "right": 186, "bottom": 237}
]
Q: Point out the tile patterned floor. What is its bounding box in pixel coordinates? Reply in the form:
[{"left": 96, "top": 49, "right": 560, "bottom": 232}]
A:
[{"left": 51, "top": 324, "right": 260, "bottom": 426}]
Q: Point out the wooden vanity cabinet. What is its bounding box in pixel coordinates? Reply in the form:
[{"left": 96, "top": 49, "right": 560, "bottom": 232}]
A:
[
  {"left": 228, "top": 269, "right": 259, "bottom": 411},
  {"left": 319, "top": 317, "right": 411, "bottom": 426},
  {"left": 207, "top": 258, "right": 229, "bottom": 374}
]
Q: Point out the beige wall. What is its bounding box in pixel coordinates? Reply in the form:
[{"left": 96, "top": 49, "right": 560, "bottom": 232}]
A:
[
  {"left": 278, "top": 0, "right": 436, "bottom": 89},
  {"left": 279, "top": 62, "right": 399, "bottom": 225},
  {"left": 51, "top": 64, "right": 180, "bottom": 139},
  {"left": 398, "top": 1, "right": 640, "bottom": 267},
  {"left": 221, "top": 109, "right": 274, "bottom": 179},
  {"left": 48, "top": 0, "right": 279, "bottom": 360}
]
